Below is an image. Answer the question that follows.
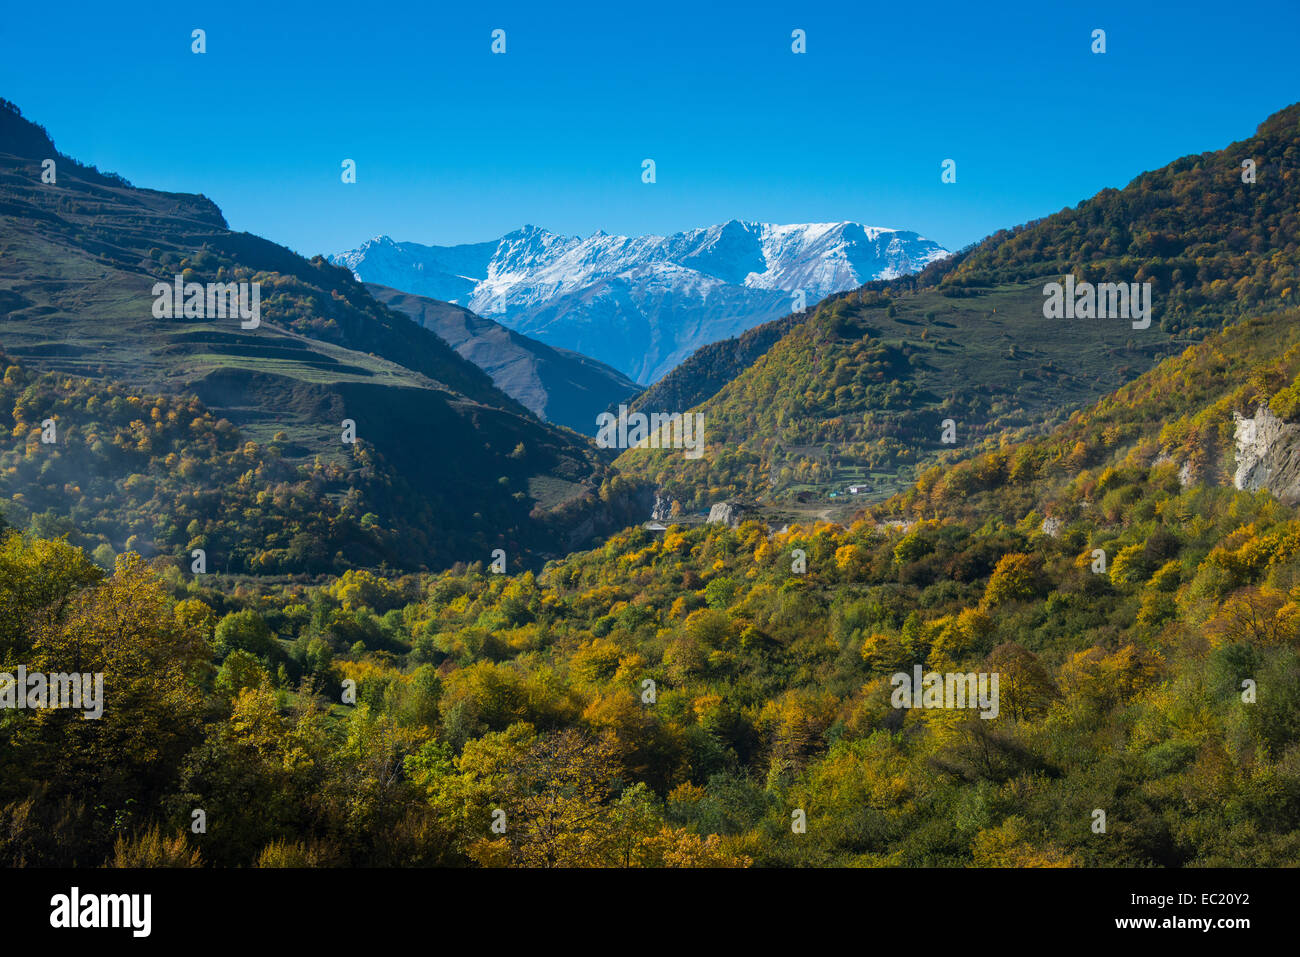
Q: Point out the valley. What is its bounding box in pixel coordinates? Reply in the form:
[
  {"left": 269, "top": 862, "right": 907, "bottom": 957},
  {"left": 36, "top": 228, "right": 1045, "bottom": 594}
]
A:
[{"left": 2, "top": 85, "right": 1299, "bottom": 877}]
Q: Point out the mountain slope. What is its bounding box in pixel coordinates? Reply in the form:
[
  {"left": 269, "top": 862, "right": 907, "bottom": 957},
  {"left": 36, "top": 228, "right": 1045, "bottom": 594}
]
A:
[
  {"left": 0, "top": 99, "right": 644, "bottom": 572},
  {"left": 625, "top": 311, "right": 806, "bottom": 418},
  {"left": 617, "top": 102, "right": 1300, "bottom": 513},
  {"left": 884, "top": 301, "right": 1300, "bottom": 526},
  {"left": 916, "top": 104, "right": 1300, "bottom": 336},
  {"left": 367, "top": 283, "right": 640, "bottom": 436},
  {"left": 333, "top": 221, "right": 948, "bottom": 384}
]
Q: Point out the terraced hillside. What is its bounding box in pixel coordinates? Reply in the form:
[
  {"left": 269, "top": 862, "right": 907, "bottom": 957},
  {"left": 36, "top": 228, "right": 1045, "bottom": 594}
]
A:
[{"left": 0, "top": 100, "right": 645, "bottom": 572}]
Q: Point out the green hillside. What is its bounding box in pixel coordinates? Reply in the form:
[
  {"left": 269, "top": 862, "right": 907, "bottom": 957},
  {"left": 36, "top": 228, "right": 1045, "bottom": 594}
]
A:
[
  {"left": 620, "top": 279, "right": 1184, "bottom": 510},
  {"left": 928, "top": 105, "right": 1300, "bottom": 335},
  {"left": 625, "top": 311, "right": 805, "bottom": 419},
  {"left": 883, "top": 303, "right": 1300, "bottom": 526}
]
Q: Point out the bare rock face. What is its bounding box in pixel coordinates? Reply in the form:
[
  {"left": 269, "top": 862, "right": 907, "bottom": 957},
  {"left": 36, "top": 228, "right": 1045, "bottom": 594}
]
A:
[
  {"left": 1233, "top": 405, "right": 1300, "bottom": 505},
  {"left": 706, "top": 501, "right": 747, "bottom": 527},
  {"left": 651, "top": 492, "right": 677, "bottom": 522},
  {"left": 1040, "top": 516, "right": 1063, "bottom": 538}
]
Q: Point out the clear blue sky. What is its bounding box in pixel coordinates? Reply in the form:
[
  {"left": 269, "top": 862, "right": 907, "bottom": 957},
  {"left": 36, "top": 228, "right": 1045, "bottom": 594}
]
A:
[{"left": 2, "top": 0, "right": 1296, "bottom": 257}]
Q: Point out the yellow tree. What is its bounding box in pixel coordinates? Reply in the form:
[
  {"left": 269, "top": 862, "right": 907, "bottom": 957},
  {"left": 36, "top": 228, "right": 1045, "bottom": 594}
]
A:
[
  {"left": 971, "top": 816, "right": 1076, "bottom": 867},
  {"left": 25, "top": 554, "right": 208, "bottom": 816},
  {"left": 460, "top": 727, "right": 624, "bottom": 868}
]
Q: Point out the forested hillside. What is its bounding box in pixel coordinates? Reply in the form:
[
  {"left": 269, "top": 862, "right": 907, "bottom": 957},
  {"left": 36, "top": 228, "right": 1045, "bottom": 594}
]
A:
[
  {"left": 625, "top": 311, "right": 805, "bottom": 420},
  {"left": 928, "top": 104, "right": 1300, "bottom": 335}
]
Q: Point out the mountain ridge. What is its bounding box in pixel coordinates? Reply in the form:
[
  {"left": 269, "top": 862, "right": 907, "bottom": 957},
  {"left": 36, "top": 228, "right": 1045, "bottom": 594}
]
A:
[
  {"left": 366, "top": 282, "right": 641, "bottom": 436},
  {"left": 332, "top": 220, "right": 949, "bottom": 383}
]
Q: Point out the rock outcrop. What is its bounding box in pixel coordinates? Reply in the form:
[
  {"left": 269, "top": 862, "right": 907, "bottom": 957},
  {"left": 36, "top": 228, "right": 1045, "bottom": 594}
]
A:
[
  {"left": 1233, "top": 405, "right": 1300, "bottom": 505},
  {"left": 651, "top": 492, "right": 678, "bottom": 522},
  {"left": 706, "top": 501, "right": 748, "bottom": 527}
]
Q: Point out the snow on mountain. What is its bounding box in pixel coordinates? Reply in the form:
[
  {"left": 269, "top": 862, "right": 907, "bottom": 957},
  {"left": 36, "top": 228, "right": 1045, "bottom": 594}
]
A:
[{"left": 333, "top": 221, "right": 948, "bottom": 384}]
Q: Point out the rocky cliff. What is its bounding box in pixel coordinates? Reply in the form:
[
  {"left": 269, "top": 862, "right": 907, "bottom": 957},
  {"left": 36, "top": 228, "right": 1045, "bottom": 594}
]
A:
[{"left": 1233, "top": 405, "right": 1300, "bottom": 505}]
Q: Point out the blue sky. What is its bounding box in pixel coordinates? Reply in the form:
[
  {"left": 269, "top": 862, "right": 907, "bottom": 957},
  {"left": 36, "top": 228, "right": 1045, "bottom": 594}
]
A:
[{"left": 2, "top": 0, "right": 1296, "bottom": 257}]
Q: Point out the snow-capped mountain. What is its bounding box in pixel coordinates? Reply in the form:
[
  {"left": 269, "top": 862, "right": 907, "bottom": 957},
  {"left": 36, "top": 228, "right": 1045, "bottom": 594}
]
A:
[{"left": 333, "top": 221, "right": 948, "bottom": 384}]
